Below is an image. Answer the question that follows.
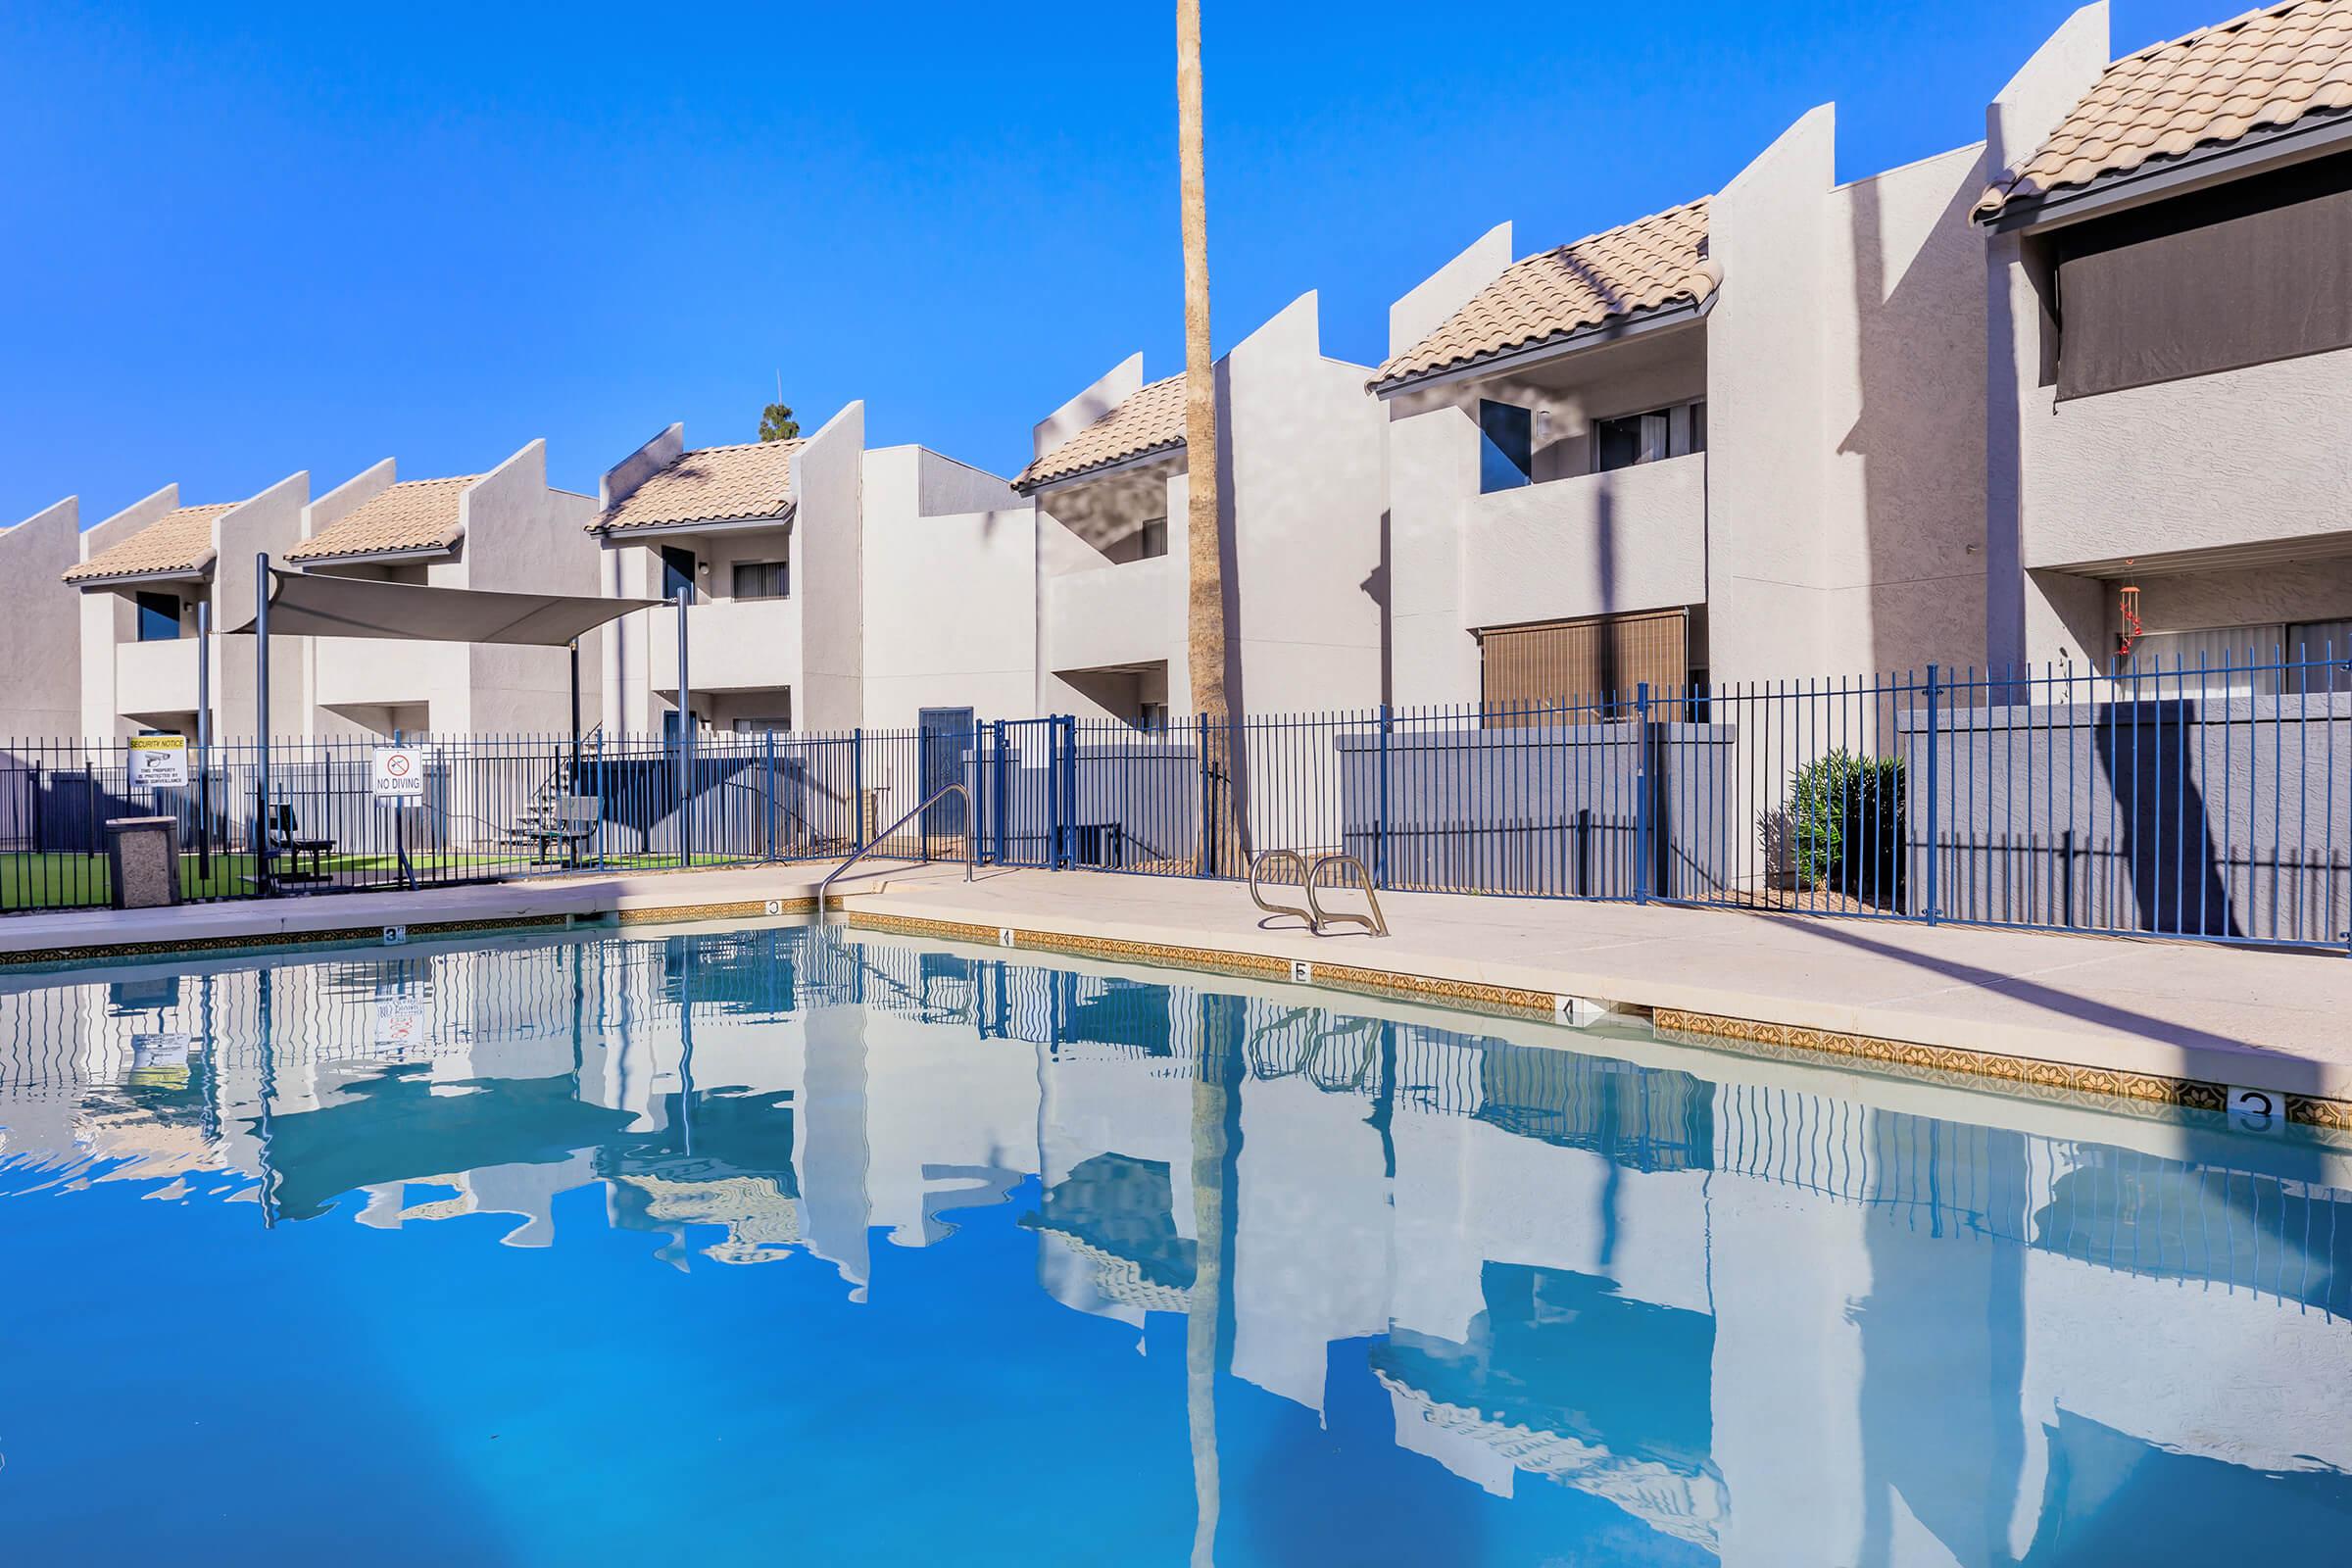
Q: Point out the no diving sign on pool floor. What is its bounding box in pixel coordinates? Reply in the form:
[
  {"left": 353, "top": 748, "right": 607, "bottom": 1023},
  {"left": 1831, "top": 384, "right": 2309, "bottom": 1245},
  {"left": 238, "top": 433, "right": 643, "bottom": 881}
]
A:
[{"left": 371, "top": 746, "right": 424, "bottom": 803}]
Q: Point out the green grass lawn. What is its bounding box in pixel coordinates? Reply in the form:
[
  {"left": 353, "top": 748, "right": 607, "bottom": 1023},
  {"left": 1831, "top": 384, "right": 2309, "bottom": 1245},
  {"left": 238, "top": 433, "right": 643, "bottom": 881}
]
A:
[{"left": 0, "top": 849, "right": 746, "bottom": 910}]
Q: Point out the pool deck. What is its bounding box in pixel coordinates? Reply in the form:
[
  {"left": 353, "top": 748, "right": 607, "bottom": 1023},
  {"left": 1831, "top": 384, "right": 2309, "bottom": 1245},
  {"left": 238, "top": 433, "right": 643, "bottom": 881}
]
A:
[{"left": 4, "top": 859, "right": 2350, "bottom": 1118}]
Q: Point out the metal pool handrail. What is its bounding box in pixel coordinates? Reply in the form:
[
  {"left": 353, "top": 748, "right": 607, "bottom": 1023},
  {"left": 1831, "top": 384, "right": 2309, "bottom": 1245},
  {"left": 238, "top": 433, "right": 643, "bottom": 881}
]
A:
[
  {"left": 1305, "top": 851, "right": 1389, "bottom": 938},
  {"left": 1249, "top": 848, "right": 1389, "bottom": 938},
  {"left": 818, "top": 782, "right": 974, "bottom": 921}
]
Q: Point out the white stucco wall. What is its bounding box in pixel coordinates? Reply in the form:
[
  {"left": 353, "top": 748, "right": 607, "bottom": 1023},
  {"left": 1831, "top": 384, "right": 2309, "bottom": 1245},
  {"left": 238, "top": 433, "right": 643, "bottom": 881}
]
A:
[
  {"left": 859, "top": 444, "right": 1036, "bottom": 732},
  {"left": 1035, "top": 293, "right": 1385, "bottom": 718},
  {"left": 0, "top": 498, "right": 85, "bottom": 737},
  {"left": 794, "top": 401, "right": 866, "bottom": 732},
  {"left": 1984, "top": 3, "right": 2117, "bottom": 669}
]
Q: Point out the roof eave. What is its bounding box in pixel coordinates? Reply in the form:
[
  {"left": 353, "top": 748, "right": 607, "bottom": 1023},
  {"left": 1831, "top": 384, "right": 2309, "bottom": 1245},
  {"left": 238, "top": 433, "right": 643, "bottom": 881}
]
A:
[
  {"left": 1979, "top": 107, "right": 2352, "bottom": 235},
  {"left": 1012, "top": 440, "right": 1188, "bottom": 498},
  {"left": 1370, "top": 292, "right": 1716, "bottom": 401},
  {"left": 589, "top": 504, "right": 797, "bottom": 540},
  {"left": 286, "top": 540, "right": 461, "bottom": 567},
  {"left": 68, "top": 562, "right": 216, "bottom": 589}
]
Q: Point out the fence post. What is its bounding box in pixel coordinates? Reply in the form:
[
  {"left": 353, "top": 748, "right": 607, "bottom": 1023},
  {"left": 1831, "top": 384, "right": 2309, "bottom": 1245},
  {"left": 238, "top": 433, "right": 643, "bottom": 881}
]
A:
[
  {"left": 1924, "top": 663, "right": 1940, "bottom": 926},
  {"left": 1635, "top": 681, "right": 1651, "bottom": 905},
  {"left": 764, "top": 729, "right": 777, "bottom": 862},
  {"left": 1196, "top": 711, "right": 1213, "bottom": 879},
  {"left": 1375, "top": 703, "right": 1393, "bottom": 890},
  {"left": 1057, "top": 714, "right": 1078, "bottom": 868},
  {"left": 990, "top": 720, "right": 1007, "bottom": 866},
  {"left": 852, "top": 727, "right": 865, "bottom": 852}
]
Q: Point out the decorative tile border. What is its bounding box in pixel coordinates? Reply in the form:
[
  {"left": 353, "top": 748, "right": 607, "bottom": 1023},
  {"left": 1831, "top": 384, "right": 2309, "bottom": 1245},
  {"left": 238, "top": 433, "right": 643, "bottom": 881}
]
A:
[
  {"left": 615, "top": 898, "right": 814, "bottom": 926},
  {"left": 1651, "top": 1005, "right": 2352, "bottom": 1133},
  {"left": 835, "top": 907, "right": 2352, "bottom": 1135}
]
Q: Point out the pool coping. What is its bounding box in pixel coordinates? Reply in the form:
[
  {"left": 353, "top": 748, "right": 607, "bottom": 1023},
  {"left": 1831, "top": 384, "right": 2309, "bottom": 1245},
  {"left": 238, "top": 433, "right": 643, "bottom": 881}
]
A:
[
  {"left": 0, "top": 861, "right": 2344, "bottom": 1133},
  {"left": 827, "top": 901, "right": 2352, "bottom": 1134}
]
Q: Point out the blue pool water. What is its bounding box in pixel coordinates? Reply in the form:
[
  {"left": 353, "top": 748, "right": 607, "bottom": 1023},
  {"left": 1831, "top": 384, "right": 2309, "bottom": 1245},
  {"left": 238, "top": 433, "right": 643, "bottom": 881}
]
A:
[{"left": 0, "top": 923, "right": 2346, "bottom": 1565}]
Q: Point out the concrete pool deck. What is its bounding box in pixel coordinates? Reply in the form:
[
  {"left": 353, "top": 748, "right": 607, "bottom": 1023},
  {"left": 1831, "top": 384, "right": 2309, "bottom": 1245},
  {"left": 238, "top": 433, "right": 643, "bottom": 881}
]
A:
[{"left": 2, "top": 858, "right": 2347, "bottom": 1124}]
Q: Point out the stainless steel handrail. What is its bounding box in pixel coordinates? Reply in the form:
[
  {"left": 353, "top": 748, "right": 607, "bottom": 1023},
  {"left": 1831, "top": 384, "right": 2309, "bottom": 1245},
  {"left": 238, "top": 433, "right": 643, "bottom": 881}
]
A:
[
  {"left": 1249, "top": 847, "right": 1389, "bottom": 938},
  {"left": 1248, "top": 849, "right": 1316, "bottom": 930},
  {"left": 818, "top": 782, "right": 974, "bottom": 921},
  {"left": 1305, "top": 851, "right": 1389, "bottom": 938}
]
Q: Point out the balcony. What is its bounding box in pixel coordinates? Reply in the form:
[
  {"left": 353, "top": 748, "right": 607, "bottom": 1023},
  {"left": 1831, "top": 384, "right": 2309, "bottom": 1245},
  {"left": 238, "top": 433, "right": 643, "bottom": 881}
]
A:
[
  {"left": 315, "top": 636, "right": 466, "bottom": 711},
  {"left": 1461, "top": 453, "right": 1707, "bottom": 631},
  {"left": 649, "top": 597, "right": 802, "bottom": 694},
  {"left": 2022, "top": 347, "right": 2352, "bottom": 575},
  {"left": 115, "top": 638, "right": 200, "bottom": 719},
  {"left": 1044, "top": 555, "right": 1176, "bottom": 674}
]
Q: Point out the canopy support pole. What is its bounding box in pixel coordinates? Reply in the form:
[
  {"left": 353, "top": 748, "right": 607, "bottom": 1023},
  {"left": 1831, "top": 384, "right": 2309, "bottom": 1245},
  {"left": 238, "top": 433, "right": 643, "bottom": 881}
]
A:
[
  {"left": 254, "top": 553, "right": 273, "bottom": 896},
  {"left": 196, "top": 600, "right": 213, "bottom": 882},
  {"left": 676, "top": 586, "right": 693, "bottom": 867}
]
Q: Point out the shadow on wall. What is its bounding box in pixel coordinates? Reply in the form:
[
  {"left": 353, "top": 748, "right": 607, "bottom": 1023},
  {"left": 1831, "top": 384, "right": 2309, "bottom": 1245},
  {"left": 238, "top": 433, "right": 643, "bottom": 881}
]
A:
[
  {"left": 1839, "top": 157, "right": 1990, "bottom": 678},
  {"left": 2090, "top": 700, "right": 2241, "bottom": 938}
]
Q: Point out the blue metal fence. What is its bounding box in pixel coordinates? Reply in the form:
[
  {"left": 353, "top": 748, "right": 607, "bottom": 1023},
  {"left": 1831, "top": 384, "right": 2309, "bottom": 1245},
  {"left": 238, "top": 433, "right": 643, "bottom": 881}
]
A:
[{"left": 7, "top": 645, "right": 2347, "bottom": 949}]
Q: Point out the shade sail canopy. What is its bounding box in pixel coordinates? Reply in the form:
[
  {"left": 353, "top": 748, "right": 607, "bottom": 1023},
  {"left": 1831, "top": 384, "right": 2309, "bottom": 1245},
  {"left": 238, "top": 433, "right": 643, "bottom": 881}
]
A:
[{"left": 227, "top": 567, "right": 661, "bottom": 646}]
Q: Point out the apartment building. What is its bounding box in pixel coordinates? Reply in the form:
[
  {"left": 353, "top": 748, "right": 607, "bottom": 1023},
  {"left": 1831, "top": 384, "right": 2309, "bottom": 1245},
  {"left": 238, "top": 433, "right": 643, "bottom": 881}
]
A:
[
  {"left": 1378, "top": 104, "right": 1993, "bottom": 706},
  {"left": 595, "top": 401, "right": 1041, "bottom": 738},
  {"left": 593, "top": 409, "right": 862, "bottom": 736},
  {"left": 1981, "top": 0, "right": 2352, "bottom": 677},
  {"left": 1013, "top": 291, "right": 1386, "bottom": 721},
  {"left": 288, "top": 439, "right": 600, "bottom": 736},
  {"left": 64, "top": 471, "right": 308, "bottom": 738},
  {"left": 0, "top": 498, "right": 85, "bottom": 736}
]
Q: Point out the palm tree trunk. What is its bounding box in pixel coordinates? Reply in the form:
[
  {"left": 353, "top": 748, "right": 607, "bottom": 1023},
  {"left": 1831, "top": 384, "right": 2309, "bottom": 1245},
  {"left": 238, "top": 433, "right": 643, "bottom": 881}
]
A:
[{"left": 1177, "top": 0, "right": 1242, "bottom": 877}]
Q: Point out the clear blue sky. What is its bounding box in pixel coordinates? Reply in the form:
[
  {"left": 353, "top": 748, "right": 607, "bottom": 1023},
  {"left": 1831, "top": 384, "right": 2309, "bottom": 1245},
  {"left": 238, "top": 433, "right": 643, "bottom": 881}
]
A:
[{"left": 1, "top": 1, "right": 2226, "bottom": 524}]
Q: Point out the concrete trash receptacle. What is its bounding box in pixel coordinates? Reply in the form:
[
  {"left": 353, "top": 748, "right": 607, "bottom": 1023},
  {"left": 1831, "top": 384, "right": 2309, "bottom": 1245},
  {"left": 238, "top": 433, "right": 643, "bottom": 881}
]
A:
[{"left": 105, "top": 816, "right": 183, "bottom": 910}]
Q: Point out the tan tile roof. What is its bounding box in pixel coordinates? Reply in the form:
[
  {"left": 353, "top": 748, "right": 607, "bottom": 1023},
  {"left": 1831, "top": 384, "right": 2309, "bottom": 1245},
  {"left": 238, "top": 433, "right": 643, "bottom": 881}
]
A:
[
  {"left": 287, "top": 474, "right": 478, "bottom": 562},
  {"left": 62, "top": 504, "right": 230, "bottom": 583},
  {"left": 1013, "top": 374, "right": 1188, "bottom": 491},
  {"left": 1373, "top": 199, "right": 1717, "bottom": 390},
  {"left": 592, "top": 440, "right": 800, "bottom": 533},
  {"left": 1978, "top": 0, "right": 2352, "bottom": 220}
]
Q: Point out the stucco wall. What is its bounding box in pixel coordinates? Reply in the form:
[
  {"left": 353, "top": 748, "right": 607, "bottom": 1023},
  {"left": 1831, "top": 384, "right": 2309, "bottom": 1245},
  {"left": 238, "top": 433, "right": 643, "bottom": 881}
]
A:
[
  {"left": 462, "top": 440, "right": 602, "bottom": 738},
  {"left": 1985, "top": 3, "right": 2119, "bottom": 669},
  {"left": 1221, "top": 291, "right": 1386, "bottom": 713},
  {"left": 861, "top": 445, "right": 1036, "bottom": 732},
  {"left": 1706, "top": 106, "right": 1838, "bottom": 684},
  {"left": 0, "top": 498, "right": 85, "bottom": 737},
  {"left": 795, "top": 401, "right": 866, "bottom": 731}
]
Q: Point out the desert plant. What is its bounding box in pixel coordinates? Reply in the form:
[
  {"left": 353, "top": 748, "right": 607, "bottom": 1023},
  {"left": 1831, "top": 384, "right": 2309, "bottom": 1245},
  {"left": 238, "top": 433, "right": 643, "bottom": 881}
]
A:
[{"left": 1785, "top": 750, "right": 1907, "bottom": 905}]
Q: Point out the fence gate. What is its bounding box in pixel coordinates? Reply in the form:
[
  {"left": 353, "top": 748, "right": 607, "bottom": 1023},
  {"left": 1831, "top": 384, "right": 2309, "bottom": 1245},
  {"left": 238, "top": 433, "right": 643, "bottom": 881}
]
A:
[{"left": 986, "top": 717, "right": 1065, "bottom": 867}]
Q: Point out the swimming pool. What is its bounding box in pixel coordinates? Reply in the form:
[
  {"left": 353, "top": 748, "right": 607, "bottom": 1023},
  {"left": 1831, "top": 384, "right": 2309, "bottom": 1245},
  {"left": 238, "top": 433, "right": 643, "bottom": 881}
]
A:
[{"left": 0, "top": 922, "right": 2345, "bottom": 1564}]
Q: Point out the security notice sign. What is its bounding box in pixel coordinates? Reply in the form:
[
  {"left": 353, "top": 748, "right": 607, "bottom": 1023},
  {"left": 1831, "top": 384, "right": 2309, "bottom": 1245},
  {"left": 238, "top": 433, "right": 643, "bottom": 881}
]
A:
[
  {"left": 126, "top": 734, "right": 189, "bottom": 790},
  {"left": 371, "top": 747, "right": 424, "bottom": 804}
]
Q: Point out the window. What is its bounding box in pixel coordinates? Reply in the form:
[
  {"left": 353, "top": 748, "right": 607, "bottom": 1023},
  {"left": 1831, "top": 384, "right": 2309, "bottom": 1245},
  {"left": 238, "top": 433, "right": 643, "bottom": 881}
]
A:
[
  {"left": 1478, "top": 400, "right": 1534, "bottom": 493},
  {"left": 134, "top": 591, "right": 181, "bottom": 643},
  {"left": 732, "top": 560, "right": 789, "bottom": 600},
  {"left": 1138, "top": 517, "right": 1168, "bottom": 560},
  {"left": 661, "top": 545, "right": 697, "bottom": 603},
  {"left": 1594, "top": 401, "right": 1705, "bottom": 473},
  {"left": 1138, "top": 702, "right": 1168, "bottom": 731}
]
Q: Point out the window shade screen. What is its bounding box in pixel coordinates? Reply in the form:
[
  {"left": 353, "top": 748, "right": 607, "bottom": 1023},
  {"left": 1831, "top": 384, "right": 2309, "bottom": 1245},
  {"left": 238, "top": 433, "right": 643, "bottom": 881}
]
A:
[
  {"left": 2057, "top": 174, "right": 2352, "bottom": 400},
  {"left": 1480, "top": 609, "right": 1688, "bottom": 721}
]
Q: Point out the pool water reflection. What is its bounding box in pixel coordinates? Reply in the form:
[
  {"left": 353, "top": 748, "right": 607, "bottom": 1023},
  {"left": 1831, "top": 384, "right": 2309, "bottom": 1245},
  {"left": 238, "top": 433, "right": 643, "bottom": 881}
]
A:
[{"left": 0, "top": 924, "right": 2346, "bottom": 1565}]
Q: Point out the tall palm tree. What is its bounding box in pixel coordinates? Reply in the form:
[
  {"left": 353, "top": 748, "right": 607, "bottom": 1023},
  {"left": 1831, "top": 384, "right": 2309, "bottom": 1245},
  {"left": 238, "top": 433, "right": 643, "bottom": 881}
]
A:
[
  {"left": 1176, "top": 0, "right": 1241, "bottom": 878},
  {"left": 1177, "top": 0, "right": 1225, "bottom": 727}
]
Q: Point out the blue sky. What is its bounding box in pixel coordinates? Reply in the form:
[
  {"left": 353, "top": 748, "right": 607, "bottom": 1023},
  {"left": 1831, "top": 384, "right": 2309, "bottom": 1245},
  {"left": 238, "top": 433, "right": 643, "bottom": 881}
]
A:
[{"left": 1, "top": 1, "right": 2227, "bottom": 523}]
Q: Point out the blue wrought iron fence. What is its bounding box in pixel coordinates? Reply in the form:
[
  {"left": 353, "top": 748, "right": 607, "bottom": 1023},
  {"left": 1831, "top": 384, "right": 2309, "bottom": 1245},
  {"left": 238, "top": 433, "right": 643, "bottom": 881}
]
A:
[{"left": 5, "top": 645, "right": 2347, "bottom": 950}]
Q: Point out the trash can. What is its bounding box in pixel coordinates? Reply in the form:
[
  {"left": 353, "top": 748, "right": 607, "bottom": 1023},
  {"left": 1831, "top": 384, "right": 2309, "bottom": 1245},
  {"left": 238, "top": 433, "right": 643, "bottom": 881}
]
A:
[{"left": 105, "top": 815, "right": 182, "bottom": 910}]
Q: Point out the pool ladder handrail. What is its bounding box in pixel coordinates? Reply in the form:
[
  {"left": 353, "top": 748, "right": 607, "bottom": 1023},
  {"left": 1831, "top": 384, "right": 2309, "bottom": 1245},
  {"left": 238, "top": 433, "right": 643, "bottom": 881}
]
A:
[
  {"left": 1249, "top": 848, "right": 1389, "bottom": 938},
  {"left": 818, "top": 782, "right": 974, "bottom": 921}
]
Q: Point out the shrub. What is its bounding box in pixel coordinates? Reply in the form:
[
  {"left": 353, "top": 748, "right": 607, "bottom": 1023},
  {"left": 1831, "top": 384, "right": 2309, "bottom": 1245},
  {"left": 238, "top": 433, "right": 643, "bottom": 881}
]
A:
[{"left": 1785, "top": 751, "right": 1906, "bottom": 906}]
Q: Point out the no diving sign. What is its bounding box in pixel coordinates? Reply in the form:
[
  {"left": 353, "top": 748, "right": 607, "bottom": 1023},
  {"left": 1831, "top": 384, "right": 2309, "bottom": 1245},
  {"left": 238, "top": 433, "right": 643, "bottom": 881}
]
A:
[{"left": 371, "top": 747, "right": 424, "bottom": 804}]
